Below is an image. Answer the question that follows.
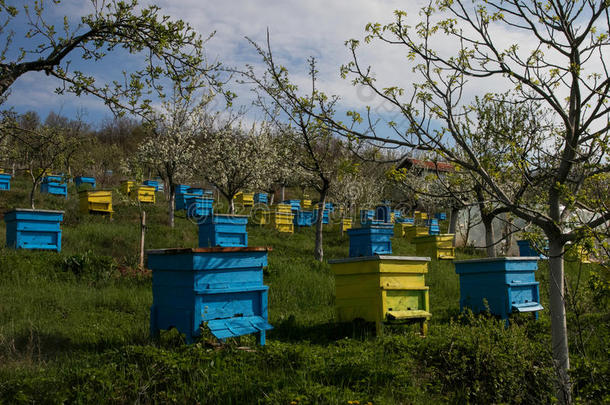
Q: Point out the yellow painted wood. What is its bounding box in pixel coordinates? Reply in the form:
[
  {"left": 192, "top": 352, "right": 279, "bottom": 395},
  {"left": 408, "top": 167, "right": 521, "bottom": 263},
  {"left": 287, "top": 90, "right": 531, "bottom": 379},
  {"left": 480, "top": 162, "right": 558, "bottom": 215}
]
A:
[
  {"left": 330, "top": 256, "right": 431, "bottom": 336},
  {"left": 131, "top": 185, "right": 156, "bottom": 203},
  {"left": 415, "top": 211, "right": 428, "bottom": 221},
  {"left": 273, "top": 203, "right": 292, "bottom": 214},
  {"left": 404, "top": 225, "right": 429, "bottom": 241},
  {"left": 234, "top": 191, "right": 254, "bottom": 207},
  {"left": 270, "top": 211, "right": 294, "bottom": 233},
  {"left": 120, "top": 180, "right": 135, "bottom": 195},
  {"left": 390, "top": 212, "right": 395, "bottom": 223},
  {"left": 413, "top": 234, "right": 455, "bottom": 259},
  {"left": 302, "top": 199, "right": 312, "bottom": 209},
  {"left": 395, "top": 223, "right": 414, "bottom": 237},
  {"left": 0, "top": 168, "right": 4, "bottom": 174},
  {"left": 79, "top": 190, "right": 113, "bottom": 216},
  {"left": 251, "top": 210, "right": 269, "bottom": 225},
  {"left": 341, "top": 218, "right": 352, "bottom": 232}
]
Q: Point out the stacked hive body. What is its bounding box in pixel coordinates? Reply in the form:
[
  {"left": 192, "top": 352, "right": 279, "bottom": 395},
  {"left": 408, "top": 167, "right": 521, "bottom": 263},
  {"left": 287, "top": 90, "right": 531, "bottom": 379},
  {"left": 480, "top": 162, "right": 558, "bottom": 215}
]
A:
[
  {"left": 425, "top": 218, "right": 440, "bottom": 235},
  {"left": 143, "top": 179, "right": 159, "bottom": 191},
  {"left": 234, "top": 192, "right": 254, "bottom": 208},
  {"left": 283, "top": 200, "right": 301, "bottom": 212},
  {"left": 79, "top": 190, "right": 113, "bottom": 217},
  {"left": 375, "top": 205, "right": 391, "bottom": 223},
  {"left": 414, "top": 211, "right": 428, "bottom": 221},
  {"left": 348, "top": 224, "right": 394, "bottom": 257},
  {"left": 302, "top": 197, "right": 312, "bottom": 210},
  {"left": 148, "top": 247, "right": 273, "bottom": 345},
  {"left": 329, "top": 255, "right": 431, "bottom": 336},
  {"left": 404, "top": 225, "right": 430, "bottom": 241},
  {"left": 186, "top": 195, "right": 213, "bottom": 219},
  {"left": 41, "top": 175, "right": 67, "bottom": 197},
  {"left": 4, "top": 209, "right": 64, "bottom": 251},
  {"left": 293, "top": 210, "right": 313, "bottom": 227},
  {"left": 270, "top": 204, "right": 294, "bottom": 233},
  {"left": 253, "top": 193, "right": 268, "bottom": 204},
  {"left": 435, "top": 212, "right": 447, "bottom": 221},
  {"left": 0, "top": 173, "right": 11, "bottom": 190},
  {"left": 341, "top": 218, "right": 352, "bottom": 232},
  {"left": 413, "top": 234, "right": 455, "bottom": 259},
  {"left": 454, "top": 257, "right": 543, "bottom": 320},
  {"left": 74, "top": 176, "right": 96, "bottom": 189},
  {"left": 120, "top": 180, "right": 135, "bottom": 195},
  {"left": 131, "top": 185, "right": 156, "bottom": 203},
  {"left": 199, "top": 215, "right": 248, "bottom": 247}
]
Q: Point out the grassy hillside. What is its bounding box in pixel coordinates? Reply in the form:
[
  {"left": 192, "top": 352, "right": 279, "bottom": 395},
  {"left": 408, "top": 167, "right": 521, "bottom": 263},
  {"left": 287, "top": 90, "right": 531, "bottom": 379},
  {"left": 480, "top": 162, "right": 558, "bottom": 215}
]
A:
[{"left": 0, "top": 176, "right": 608, "bottom": 403}]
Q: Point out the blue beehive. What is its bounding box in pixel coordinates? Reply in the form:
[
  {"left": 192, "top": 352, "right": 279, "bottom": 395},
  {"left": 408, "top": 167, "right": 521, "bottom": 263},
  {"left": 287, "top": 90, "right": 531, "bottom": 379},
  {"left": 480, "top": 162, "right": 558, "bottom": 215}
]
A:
[
  {"left": 40, "top": 176, "right": 67, "bottom": 197},
  {"left": 283, "top": 199, "right": 301, "bottom": 212},
  {"left": 187, "top": 187, "right": 204, "bottom": 196},
  {"left": 143, "top": 179, "right": 159, "bottom": 191},
  {"left": 199, "top": 214, "right": 248, "bottom": 247},
  {"left": 517, "top": 239, "right": 548, "bottom": 259},
  {"left": 375, "top": 205, "right": 391, "bottom": 223},
  {"left": 74, "top": 176, "right": 96, "bottom": 189},
  {"left": 174, "top": 184, "right": 192, "bottom": 210},
  {"left": 454, "top": 257, "right": 543, "bottom": 320},
  {"left": 186, "top": 195, "right": 214, "bottom": 219},
  {"left": 254, "top": 193, "right": 268, "bottom": 204},
  {"left": 435, "top": 212, "right": 447, "bottom": 221},
  {"left": 148, "top": 247, "right": 273, "bottom": 345},
  {"left": 393, "top": 210, "right": 402, "bottom": 219},
  {"left": 312, "top": 206, "right": 330, "bottom": 224},
  {"left": 396, "top": 217, "right": 415, "bottom": 225},
  {"left": 348, "top": 225, "right": 394, "bottom": 257},
  {"left": 425, "top": 218, "right": 440, "bottom": 235},
  {"left": 360, "top": 209, "right": 375, "bottom": 224},
  {"left": 325, "top": 202, "right": 334, "bottom": 212},
  {"left": 4, "top": 209, "right": 64, "bottom": 251},
  {"left": 294, "top": 210, "right": 313, "bottom": 227},
  {"left": 0, "top": 173, "right": 11, "bottom": 190}
]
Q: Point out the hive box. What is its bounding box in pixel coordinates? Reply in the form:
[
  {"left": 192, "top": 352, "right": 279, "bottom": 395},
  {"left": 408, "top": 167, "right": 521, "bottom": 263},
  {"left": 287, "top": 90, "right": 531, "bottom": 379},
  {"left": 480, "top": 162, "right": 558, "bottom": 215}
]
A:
[
  {"left": 348, "top": 225, "right": 394, "bottom": 257},
  {"left": 253, "top": 193, "right": 268, "bottom": 204},
  {"left": 41, "top": 176, "right": 67, "bottom": 197},
  {"left": 413, "top": 234, "right": 455, "bottom": 259},
  {"left": 435, "top": 212, "right": 447, "bottom": 220},
  {"left": 120, "top": 180, "right": 135, "bottom": 195},
  {"left": 186, "top": 195, "right": 213, "bottom": 219},
  {"left": 148, "top": 247, "right": 273, "bottom": 345},
  {"left": 424, "top": 218, "right": 440, "bottom": 235},
  {"left": 283, "top": 199, "right": 301, "bottom": 212},
  {"left": 131, "top": 185, "right": 156, "bottom": 203},
  {"left": 360, "top": 209, "right": 375, "bottom": 225},
  {"left": 74, "top": 176, "right": 96, "bottom": 189},
  {"left": 143, "top": 179, "right": 159, "bottom": 191},
  {"left": 271, "top": 211, "right": 294, "bottom": 233},
  {"left": 5, "top": 209, "right": 64, "bottom": 251},
  {"left": 341, "top": 218, "right": 352, "bottom": 232},
  {"left": 517, "top": 239, "right": 548, "bottom": 259},
  {"left": 404, "top": 225, "right": 429, "bottom": 242},
  {"left": 293, "top": 210, "right": 313, "bottom": 227},
  {"left": 375, "top": 205, "right": 391, "bottom": 223},
  {"left": 234, "top": 192, "right": 254, "bottom": 207},
  {"left": 199, "top": 214, "right": 248, "bottom": 247},
  {"left": 312, "top": 207, "right": 329, "bottom": 224},
  {"left": 0, "top": 173, "right": 11, "bottom": 190},
  {"left": 454, "top": 257, "right": 543, "bottom": 320},
  {"left": 79, "top": 190, "right": 113, "bottom": 216},
  {"left": 329, "top": 255, "right": 431, "bottom": 336}
]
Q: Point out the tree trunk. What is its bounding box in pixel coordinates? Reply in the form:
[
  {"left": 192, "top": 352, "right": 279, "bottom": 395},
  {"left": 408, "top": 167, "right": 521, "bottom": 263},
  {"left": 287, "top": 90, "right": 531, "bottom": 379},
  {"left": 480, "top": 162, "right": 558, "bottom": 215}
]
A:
[
  {"left": 483, "top": 215, "right": 496, "bottom": 257},
  {"left": 280, "top": 184, "right": 285, "bottom": 202},
  {"left": 168, "top": 183, "right": 175, "bottom": 228},
  {"left": 448, "top": 206, "right": 460, "bottom": 234},
  {"left": 548, "top": 237, "right": 572, "bottom": 404},
  {"left": 229, "top": 198, "right": 235, "bottom": 214},
  {"left": 269, "top": 192, "right": 275, "bottom": 206},
  {"left": 314, "top": 189, "right": 327, "bottom": 262},
  {"left": 30, "top": 184, "right": 36, "bottom": 209},
  {"left": 139, "top": 211, "right": 146, "bottom": 269}
]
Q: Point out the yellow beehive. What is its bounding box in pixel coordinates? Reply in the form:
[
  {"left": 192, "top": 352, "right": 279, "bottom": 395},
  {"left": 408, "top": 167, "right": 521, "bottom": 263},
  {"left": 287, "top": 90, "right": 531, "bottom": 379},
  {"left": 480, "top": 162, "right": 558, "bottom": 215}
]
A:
[
  {"left": 121, "top": 180, "right": 135, "bottom": 195},
  {"left": 404, "top": 225, "right": 430, "bottom": 242},
  {"left": 412, "top": 234, "right": 455, "bottom": 259},
  {"left": 131, "top": 185, "right": 156, "bottom": 203},
  {"left": 414, "top": 211, "right": 428, "bottom": 221},
  {"left": 395, "top": 223, "right": 413, "bottom": 237},
  {"left": 390, "top": 212, "right": 396, "bottom": 223},
  {"left": 251, "top": 210, "right": 270, "bottom": 225},
  {"left": 79, "top": 190, "right": 113, "bottom": 217},
  {"left": 0, "top": 168, "right": 4, "bottom": 174},
  {"left": 234, "top": 191, "right": 254, "bottom": 207},
  {"left": 273, "top": 203, "right": 292, "bottom": 214},
  {"left": 302, "top": 199, "right": 312, "bottom": 210},
  {"left": 341, "top": 218, "right": 352, "bottom": 232},
  {"left": 270, "top": 211, "right": 294, "bottom": 233},
  {"left": 37, "top": 168, "right": 52, "bottom": 176},
  {"left": 329, "top": 255, "right": 432, "bottom": 336}
]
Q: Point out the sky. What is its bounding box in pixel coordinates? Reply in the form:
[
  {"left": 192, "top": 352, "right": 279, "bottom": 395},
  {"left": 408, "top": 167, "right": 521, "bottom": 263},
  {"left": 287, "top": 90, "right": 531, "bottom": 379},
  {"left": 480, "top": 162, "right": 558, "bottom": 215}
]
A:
[{"left": 3, "top": 0, "right": 585, "bottom": 137}]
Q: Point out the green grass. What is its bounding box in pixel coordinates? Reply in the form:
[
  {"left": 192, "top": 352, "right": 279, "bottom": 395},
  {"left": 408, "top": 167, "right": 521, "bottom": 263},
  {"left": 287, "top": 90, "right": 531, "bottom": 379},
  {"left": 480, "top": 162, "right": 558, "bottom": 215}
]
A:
[{"left": 0, "top": 175, "right": 608, "bottom": 403}]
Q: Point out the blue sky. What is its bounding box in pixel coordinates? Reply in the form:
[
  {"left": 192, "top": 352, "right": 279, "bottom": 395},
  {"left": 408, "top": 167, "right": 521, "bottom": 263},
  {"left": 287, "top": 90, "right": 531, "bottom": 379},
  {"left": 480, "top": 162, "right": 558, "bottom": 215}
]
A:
[{"left": 4, "top": 0, "right": 534, "bottom": 139}]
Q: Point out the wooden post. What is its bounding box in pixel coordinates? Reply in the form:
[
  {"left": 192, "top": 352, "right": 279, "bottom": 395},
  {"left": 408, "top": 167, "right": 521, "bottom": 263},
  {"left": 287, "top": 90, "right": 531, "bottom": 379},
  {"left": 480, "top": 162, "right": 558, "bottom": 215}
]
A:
[{"left": 139, "top": 211, "right": 146, "bottom": 269}]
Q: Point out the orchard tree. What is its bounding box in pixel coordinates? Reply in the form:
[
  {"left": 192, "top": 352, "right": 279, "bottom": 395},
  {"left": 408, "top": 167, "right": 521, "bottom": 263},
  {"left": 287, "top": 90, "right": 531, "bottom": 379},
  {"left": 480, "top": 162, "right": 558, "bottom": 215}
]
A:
[
  {"left": 241, "top": 38, "right": 351, "bottom": 261},
  {"left": 136, "top": 81, "right": 211, "bottom": 227},
  {"left": 294, "top": 1, "right": 610, "bottom": 401},
  {"left": 0, "top": 0, "right": 227, "bottom": 115},
  {"left": 199, "top": 121, "right": 280, "bottom": 214}
]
